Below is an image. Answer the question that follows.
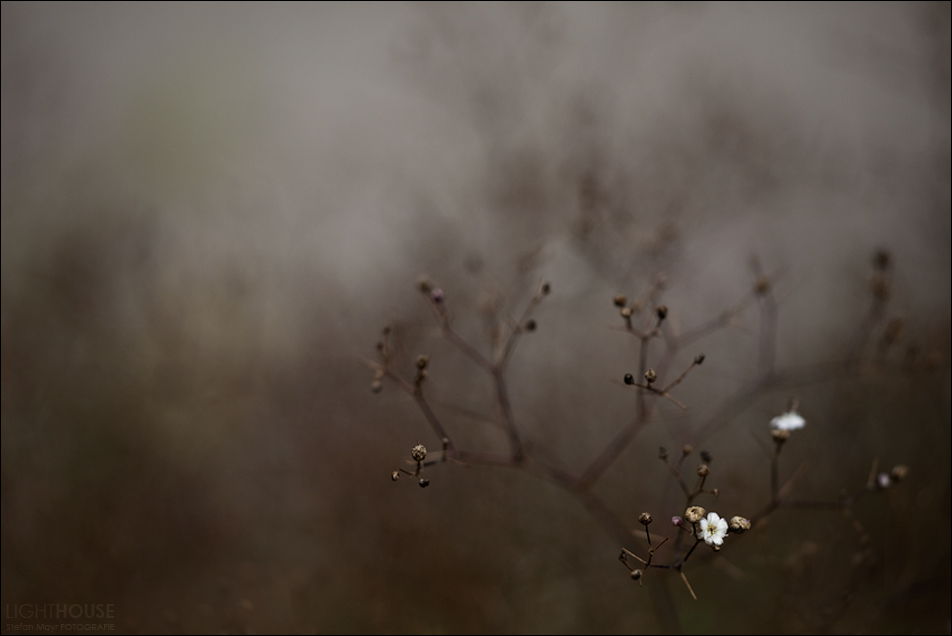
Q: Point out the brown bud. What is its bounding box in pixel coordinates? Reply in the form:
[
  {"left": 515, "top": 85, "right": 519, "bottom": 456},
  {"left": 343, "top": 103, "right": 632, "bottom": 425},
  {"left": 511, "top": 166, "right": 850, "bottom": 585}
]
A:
[
  {"left": 419, "top": 478, "right": 430, "bottom": 488},
  {"left": 411, "top": 444, "right": 427, "bottom": 462},
  {"left": 658, "top": 447, "right": 668, "bottom": 460},
  {"left": 771, "top": 429, "right": 791, "bottom": 443},
  {"left": 694, "top": 354, "right": 705, "bottom": 365},
  {"left": 370, "top": 380, "right": 383, "bottom": 394},
  {"left": 682, "top": 444, "right": 693, "bottom": 456},
  {"left": 391, "top": 471, "right": 400, "bottom": 481},
  {"left": 873, "top": 248, "right": 892, "bottom": 272},
  {"left": 638, "top": 512, "right": 653, "bottom": 526},
  {"left": 685, "top": 506, "right": 706, "bottom": 523},
  {"left": 697, "top": 464, "right": 710, "bottom": 477},
  {"left": 729, "top": 516, "right": 751, "bottom": 534},
  {"left": 613, "top": 294, "right": 628, "bottom": 308},
  {"left": 541, "top": 282, "right": 551, "bottom": 295},
  {"left": 524, "top": 319, "right": 537, "bottom": 332},
  {"left": 418, "top": 276, "right": 433, "bottom": 293},
  {"left": 890, "top": 465, "right": 909, "bottom": 482},
  {"left": 656, "top": 305, "right": 668, "bottom": 321},
  {"left": 620, "top": 307, "right": 633, "bottom": 318},
  {"left": 416, "top": 355, "right": 429, "bottom": 369},
  {"left": 755, "top": 276, "right": 771, "bottom": 296},
  {"left": 645, "top": 369, "right": 658, "bottom": 384},
  {"left": 630, "top": 569, "right": 643, "bottom": 581}
]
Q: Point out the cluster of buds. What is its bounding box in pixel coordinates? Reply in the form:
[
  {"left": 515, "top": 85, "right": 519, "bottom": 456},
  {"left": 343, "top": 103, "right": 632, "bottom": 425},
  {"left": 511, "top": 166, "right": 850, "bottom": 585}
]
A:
[
  {"left": 418, "top": 276, "right": 444, "bottom": 304},
  {"left": 414, "top": 354, "right": 429, "bottom": 387},
  {"left": 392, "top": 443, "right": 432, "bottom": 488}
]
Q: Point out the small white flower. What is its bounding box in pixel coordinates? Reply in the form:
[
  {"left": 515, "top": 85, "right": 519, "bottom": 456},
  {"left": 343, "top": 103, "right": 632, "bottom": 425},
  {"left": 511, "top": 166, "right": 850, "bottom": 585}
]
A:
[
  {"left": 770, "top": 410, "right": 805, "bottom": 432},
  {"left": 697, "top": 512, "right": 729, "bottom": 546}
]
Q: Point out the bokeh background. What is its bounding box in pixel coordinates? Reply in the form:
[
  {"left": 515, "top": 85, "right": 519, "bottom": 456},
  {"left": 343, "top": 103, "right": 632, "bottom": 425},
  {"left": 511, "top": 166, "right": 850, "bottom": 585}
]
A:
[{"left": 2, "top": 2, "right": 950, "bottom": 633}]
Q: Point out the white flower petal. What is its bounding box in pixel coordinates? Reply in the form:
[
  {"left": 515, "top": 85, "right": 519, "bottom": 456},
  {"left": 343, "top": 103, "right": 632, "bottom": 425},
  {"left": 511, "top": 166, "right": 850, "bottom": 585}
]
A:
[{"left": 770, "top": 411, "right": 806, "bottom": 431}]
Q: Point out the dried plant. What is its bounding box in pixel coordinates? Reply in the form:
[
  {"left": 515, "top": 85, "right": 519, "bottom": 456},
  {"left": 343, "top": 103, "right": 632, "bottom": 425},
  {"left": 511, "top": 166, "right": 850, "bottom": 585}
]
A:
[{"left": 366, "top": 248, "right": 933, "bottom": 633}]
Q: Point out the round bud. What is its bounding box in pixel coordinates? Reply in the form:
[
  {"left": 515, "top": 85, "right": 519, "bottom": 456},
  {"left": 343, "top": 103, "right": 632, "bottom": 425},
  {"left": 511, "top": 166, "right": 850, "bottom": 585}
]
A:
[
  {"left": 644, "top": 369, "right": 657, "bottom": 384},
  {"left": 430, "top": 288, "right": 445, "bottom": 303},
  {"left": 411, "top": 444, "right": 427, "bottom": 462},
  {"left": 416, "top": 355, "right": 429, "bottom": 369},
  {"left": 391, "top": 471, "right": 400, "bottom": 481},
  {"left": 524, "top": 319, "right": 537, "bottom": 332},
  {"left": 682, "top": 444, "right": 693, "bottom": 456},
  {"left": 418, "top": 277, "right": 433, "bottom": 293},
  {"left": 630, "top": 569, "right": 643, "bottom": 581},
  {"left": 371, "top": 380, "right": 383, "bottom": 394},
  {"left": 613, "top": 294, "right": 628, "bottom": 308},
  {"left": 755, "top": 277, "right": 771, "bottom": 295},
  {"left": 638, "top": 512, "right": 653, "bottom": 526},
  {"left": 685, "top": 506, "right": 706, "bottom": 523},
  {"left": 620, "top": 307, "right": 633, "bottom": 318},
  {"left": 624, "top": 373, "right": 635, "bottom": 386},
  {"left": 729, "top": 516, "right": 751, "bottom": 534},
  {"left": 694, "top": 354, "right": 706, "bottom": 365},
  {"left": 656, "top": 305, "right": 668, "bottom": 320},
  {"left": 658, "top": 447, "right": 668, "bottom": 459},
  {"left": 700, "top": 450, "right": 712, "bottom": 463},
  {"left": 697, "top": 464, "right": 710, "bottom": 477},
  {"left": 671, "top": 516, "right": 683, "bottom": 527},
  {"left": 771, "top": 429, "right": 791, "bottom": 443},
  {"left": 419, "top": 478, "right": 430, "bottom": 488},
  {"left": 541, "top": 282, "right": 551, "bottom": 295},
  {"left": 873, "top": 248, "right": 892, "bottom": 272},
  {"left": 890, "top": 465, "right": 909, "bottom": 482}
]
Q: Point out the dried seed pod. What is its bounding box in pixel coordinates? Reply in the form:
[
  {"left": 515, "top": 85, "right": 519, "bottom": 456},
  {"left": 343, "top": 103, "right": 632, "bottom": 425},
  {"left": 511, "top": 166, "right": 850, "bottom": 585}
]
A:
[
  {"left": 685, "top": 506, "right": 706, "bottom": 523},
  {"left": 890, "top": 465, "right": 909, "bottom": 482},
  {"left": 411, "top": 444, "right": 427, "bottom": 462},
  {"left": 624, "top": 373, "right": 635, "bottom": 386},
  {"left": 416, "top": 355, "right": 429, "bottom": 369},
  {"left": 419, "top": 478, "right": 430, "bottom": 488},
  {"left": 638, "top": 512, "right": 653, "bottom": 526},
  {"left": 697, "top": 464, "right": 710, "bottom": 477},
  {"left": 391, "top": 471, "right": 400, "bottom": 482},
  {"left": 644, "top": 369, "right": 657, "bottom": 384},
  {"left": 729, "top": 516, "right": 751, "bottom": 534}
]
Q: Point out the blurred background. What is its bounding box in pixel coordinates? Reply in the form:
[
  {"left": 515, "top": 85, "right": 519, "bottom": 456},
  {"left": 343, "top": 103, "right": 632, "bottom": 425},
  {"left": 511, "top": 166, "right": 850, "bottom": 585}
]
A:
[{"left": 2, "top": 2, "right": 949, "bottom": 633}]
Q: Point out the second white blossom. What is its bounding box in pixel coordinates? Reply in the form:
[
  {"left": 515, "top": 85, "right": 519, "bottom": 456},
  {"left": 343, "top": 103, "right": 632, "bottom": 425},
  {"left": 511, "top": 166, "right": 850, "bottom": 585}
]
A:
[{"left": 770, "top": 410, "right": 806, "bottom": 432}]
